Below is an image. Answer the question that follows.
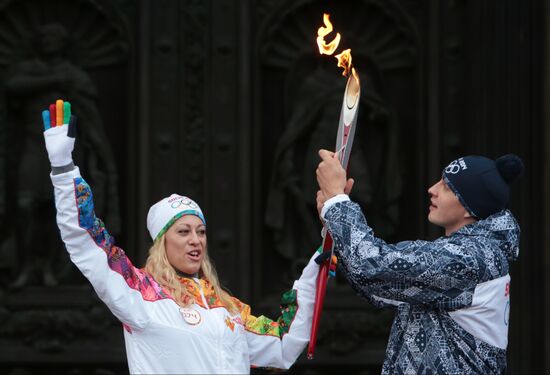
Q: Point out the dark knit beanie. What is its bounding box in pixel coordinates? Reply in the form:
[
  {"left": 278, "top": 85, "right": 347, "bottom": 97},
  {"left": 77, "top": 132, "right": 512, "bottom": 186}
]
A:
[{"left": 442, "top": 154, "right": 524, "bottom": 219}]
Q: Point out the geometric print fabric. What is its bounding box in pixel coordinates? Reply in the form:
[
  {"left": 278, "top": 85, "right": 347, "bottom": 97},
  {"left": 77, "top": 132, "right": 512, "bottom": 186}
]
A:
[{"left": 324, "top": 202, "right": 519, "bottom": 374}]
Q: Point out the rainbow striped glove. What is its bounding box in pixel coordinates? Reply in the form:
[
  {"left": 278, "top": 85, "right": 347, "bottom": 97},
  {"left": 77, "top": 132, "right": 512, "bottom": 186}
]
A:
[{"left": 42, "top": 99, "right": 77, "bottom": 167}]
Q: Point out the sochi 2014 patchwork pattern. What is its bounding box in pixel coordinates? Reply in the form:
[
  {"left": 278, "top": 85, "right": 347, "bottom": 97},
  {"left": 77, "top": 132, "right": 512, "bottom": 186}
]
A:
[
  {"left": 75, "top": 177, "right": 173, "bottom": 302},
  {"left": 238, "top": 289, "right": 299, "bottom": 337},
  {"left": 76, "top": 176, "right": 300, "bottom": 339},
  {"left": 324, "top": 201, "right": 519, "bottom": 374}
]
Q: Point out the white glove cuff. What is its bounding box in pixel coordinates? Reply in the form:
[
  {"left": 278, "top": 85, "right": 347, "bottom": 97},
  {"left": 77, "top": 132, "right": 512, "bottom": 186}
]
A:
[{"left": 43, "top": 125, "right": 75, "bottom": 167}]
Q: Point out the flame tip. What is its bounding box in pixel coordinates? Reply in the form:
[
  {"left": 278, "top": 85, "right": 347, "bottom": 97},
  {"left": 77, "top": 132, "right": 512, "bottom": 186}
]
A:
[
  {"left": 316, "top": 13, "right": 355, "bottom": 77},
  {"left": 316, "top": 13, "right": 341, "bottom": 55}
]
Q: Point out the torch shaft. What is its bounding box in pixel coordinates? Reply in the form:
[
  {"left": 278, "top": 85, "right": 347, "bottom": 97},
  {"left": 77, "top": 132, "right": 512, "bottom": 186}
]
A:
[
  {"left": 307, "top": 232, "right": 333, "bottom": 359},
  {"left": 307, "top": 72, "right": 360, "bottom": 360}
]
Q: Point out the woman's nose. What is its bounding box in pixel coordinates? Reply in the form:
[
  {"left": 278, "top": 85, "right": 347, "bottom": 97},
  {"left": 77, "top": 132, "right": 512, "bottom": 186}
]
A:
[{"left": 188, "top": 231, "right": 199, "bottom": 243}]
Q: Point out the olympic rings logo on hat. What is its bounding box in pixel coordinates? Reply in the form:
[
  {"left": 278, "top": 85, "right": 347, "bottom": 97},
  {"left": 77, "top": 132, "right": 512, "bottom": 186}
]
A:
[
  {"left": 170, "top": 197, "right": 198, "bottom": 210},
  {"left": 445, "top": 161, "right": 461, "bottom": 174},
  {"left": 445, "top": 158, "right": 468, "bottom": 174}
]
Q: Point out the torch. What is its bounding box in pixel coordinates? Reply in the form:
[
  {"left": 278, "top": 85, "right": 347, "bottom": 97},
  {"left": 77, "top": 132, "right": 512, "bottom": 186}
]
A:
[{"left": 307, "top": 13, "right": 361, "bottom": 360}]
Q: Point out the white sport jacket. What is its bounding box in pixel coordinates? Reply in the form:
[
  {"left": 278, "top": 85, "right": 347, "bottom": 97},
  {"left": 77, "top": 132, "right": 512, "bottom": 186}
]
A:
[{"left": 52, "top": 167, "right": 319, "bottom": 374}]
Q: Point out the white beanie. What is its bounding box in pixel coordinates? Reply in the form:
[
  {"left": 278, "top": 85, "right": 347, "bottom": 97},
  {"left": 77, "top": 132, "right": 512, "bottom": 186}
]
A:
[{"left": 147, "top": 194, "right": 205, "bottom": 241}]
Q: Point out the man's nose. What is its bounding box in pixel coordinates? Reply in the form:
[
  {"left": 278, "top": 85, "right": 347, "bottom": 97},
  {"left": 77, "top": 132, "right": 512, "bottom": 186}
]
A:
[{"left": 428, "top": 182, "right": 438, "bottom": 196}]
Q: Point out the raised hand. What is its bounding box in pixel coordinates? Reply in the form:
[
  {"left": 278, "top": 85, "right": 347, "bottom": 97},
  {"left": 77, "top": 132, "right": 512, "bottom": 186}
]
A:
[
  {"left": 42, "top": 99, "right": 77, "bottom": 167},
  {"left": 316, "top": 149, "right": 347, "bottom": 199},
  {"left": 316, "top": 178, "right": 354, "bottom": 221}
]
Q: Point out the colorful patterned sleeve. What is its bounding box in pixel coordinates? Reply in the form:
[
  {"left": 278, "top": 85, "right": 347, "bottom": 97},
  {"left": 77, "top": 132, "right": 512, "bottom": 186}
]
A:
[
  {"left": 241, "top": 289, "right": 298, "bottom": 338},
  {"left": 51, "top": 167, "right": 171, "bottom": 329},
  {"left": 244, "top": 252, "right": 319, "bottom": 369},
  {"left": 324, "top": 200, "right": 484, "bottom": 310}
]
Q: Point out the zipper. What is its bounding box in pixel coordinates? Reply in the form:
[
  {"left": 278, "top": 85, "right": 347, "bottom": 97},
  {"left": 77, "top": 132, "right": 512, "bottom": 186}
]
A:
[{"left": 195, "top": 279, "right": 226, "bottom": 372}]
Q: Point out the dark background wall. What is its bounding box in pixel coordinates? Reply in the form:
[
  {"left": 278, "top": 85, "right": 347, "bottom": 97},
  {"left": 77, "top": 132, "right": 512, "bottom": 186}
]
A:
[{"left": 0, "top": 0, "right": 547, "bottom": 374}]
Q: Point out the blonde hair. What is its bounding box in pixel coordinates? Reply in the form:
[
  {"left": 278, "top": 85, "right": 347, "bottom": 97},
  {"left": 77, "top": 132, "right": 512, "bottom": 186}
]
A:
[{"left": 144, "top": 234, "right": 238, "bottom": 314}]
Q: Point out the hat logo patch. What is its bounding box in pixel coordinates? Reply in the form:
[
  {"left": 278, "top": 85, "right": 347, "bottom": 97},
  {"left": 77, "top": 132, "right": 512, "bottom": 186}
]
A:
[
  {"left": 445, "top": 158, "right": 468, "bottom": 174},
  {"left": 170, "top": 197, "right": 199, "bottom": 210}
]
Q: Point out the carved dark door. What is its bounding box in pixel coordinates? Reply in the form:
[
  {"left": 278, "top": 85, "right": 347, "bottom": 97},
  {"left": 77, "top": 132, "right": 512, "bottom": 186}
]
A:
[{"left": 0, "top": 1, "right": 547, "bottom": 374}]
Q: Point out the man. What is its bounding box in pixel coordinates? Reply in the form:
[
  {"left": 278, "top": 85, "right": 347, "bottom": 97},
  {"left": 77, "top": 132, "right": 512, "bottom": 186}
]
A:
[{"left": 316, "top": 151, "right": 523, "bottom": 374}]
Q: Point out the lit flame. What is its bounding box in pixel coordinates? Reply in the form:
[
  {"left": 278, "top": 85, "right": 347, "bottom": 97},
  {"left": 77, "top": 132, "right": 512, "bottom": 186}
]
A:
[
  {"left": 316, "top": 13, "right": 341, "bottom": 55},
  {"left": 351, "top": 67, "right": 359, "bottom": 82},
  {"left": 316, "top": 13, "right": 354, "bottom": 77},
  {"left": 346, "top": 68, "right": 360, "bottom": 108},
  {"left": 335, "top": 49, "right": 352, "bottom": 77}
]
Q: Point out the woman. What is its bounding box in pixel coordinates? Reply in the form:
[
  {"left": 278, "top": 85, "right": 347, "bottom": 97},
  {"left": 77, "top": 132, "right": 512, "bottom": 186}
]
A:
[{"left": 42, "top": 99, "right": 320, "bottom": 374}]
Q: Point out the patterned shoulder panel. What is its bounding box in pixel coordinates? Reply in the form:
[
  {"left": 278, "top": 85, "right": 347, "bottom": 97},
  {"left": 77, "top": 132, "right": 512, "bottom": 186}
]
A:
[
  {"left": 74, "top": 177, "right": 172, "bottom": 302},
  {"left": 453, "top": 235, "right": 509, "bottom": 282}
]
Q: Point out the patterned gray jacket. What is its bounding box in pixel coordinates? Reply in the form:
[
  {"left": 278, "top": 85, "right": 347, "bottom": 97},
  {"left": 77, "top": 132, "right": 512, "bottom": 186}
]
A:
[{"left": 322, "top": 196, "right": 519, "bottom": 375}]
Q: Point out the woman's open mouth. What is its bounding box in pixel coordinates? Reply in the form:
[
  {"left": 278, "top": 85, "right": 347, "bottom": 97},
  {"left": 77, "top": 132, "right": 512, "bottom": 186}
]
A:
[{"left": 187, "top": 250, "right": 201, "bottom": 260}]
